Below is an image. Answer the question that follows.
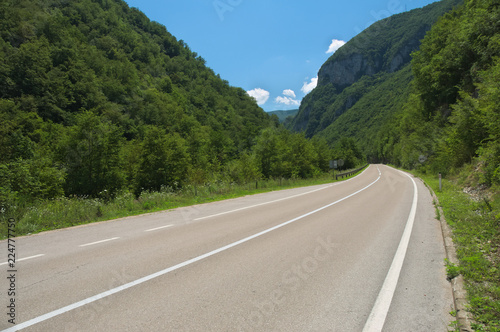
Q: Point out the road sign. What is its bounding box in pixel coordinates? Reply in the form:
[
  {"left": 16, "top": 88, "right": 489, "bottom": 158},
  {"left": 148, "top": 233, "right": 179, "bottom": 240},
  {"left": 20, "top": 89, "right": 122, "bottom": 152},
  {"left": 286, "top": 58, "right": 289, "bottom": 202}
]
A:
[{"left": 330, "top": 160, "right": 344, "bottom": 169}]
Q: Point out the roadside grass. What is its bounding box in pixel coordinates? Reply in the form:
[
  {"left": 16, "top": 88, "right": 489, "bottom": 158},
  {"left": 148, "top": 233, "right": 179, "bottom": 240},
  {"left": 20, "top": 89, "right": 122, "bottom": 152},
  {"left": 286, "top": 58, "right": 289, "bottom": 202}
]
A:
[
  {"left": 0, "top": 167, "right": 366, "bottom": 240},
  {"left": 417, "top": 172, "right": 500, "bottom": 332}
]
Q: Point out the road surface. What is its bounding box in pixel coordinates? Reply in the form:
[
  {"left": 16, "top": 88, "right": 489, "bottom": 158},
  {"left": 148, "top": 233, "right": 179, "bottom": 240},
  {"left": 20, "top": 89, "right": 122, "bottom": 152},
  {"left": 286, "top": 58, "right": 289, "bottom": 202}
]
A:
[{"left": 1, "top": 165, "right": 453, "bottom": 331}]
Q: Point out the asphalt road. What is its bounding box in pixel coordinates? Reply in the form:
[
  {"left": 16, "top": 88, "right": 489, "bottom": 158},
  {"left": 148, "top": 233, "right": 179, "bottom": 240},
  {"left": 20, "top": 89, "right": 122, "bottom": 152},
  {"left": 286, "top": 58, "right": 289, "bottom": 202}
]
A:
[{"left": 1, "top": 165, "right": 453, "bottom": 331}]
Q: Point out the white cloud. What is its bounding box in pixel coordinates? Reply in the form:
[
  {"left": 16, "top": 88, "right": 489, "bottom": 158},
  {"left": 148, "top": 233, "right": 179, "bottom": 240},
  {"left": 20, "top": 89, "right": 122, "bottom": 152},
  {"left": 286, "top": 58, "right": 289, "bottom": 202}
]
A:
[
  {"left": 326, "top": 39, "right": 346, "bottom": 54},
  {"left": 275, "top": 96, "right": 300, "bottom": 107},
  {"left": 283, "top": 89, "right": 296, "bottom": 98},
  {"left": 301, "top": 77, "right": 318, "bottom": 94},
  {"left": 247, "top": 88, "right": 270, "bottom": 105}
]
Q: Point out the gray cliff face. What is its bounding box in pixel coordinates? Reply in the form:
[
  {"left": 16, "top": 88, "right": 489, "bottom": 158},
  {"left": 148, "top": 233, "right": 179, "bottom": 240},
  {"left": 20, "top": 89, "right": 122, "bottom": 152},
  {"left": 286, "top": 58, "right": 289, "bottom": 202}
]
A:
[
  {"left": 317, "top": 37, "right": 421, "bottom": 91},
  {"left": 318, "top": 53, "right": 379, "bottom": 89}
]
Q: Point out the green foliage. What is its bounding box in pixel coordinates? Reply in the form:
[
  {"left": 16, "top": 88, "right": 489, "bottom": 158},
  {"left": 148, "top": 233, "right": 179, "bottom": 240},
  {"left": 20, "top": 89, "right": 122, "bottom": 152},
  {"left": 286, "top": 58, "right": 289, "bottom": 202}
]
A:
[
  {"left": 61, "top": 111, "right": 124, "bottom": 198},
  {"left": 386, "top": 0, "right": 500, "bottom": 187},
  {"left": 412, "top": 0, "right": 500, "bottom": 117},
  {"left": 445, "top": 259, "right": 461, "bottom": 281},
  {"left": 332, "top": 137, "right": 363, "bottom": 169},
  {"left": 476, "top": 58, "right": 500, "bottom": 186},
  {"left": 253, "top": 127, "right": 333, "bottom": 180},
  {"left": 317, "top": 65, "right": 414, "bottom": 160},
  {"left": 253, "top": 127, "right": 284, "bottom": 179},
  {"left": 135, "top": 126, "right": 188, "bottom": 194},
  {"left": 226, "top": 152, "right": 261, "bottom": 185},
  {"left": 0, "top": 0, "right": 346, "bottom": 233},
  {"left": 0, "top": 0, "right": 273, "bottom": 204}
]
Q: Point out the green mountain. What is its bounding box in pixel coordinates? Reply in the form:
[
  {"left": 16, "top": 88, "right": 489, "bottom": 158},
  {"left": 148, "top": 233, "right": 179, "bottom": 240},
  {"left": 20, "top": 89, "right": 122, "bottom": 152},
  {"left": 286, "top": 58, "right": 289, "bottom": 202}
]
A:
[
  {"left": 0, "top": 0, "right": 272, "bottom": 201},
  {"left": 289, "top": 0, "right": 463, "bottom": 158},
  {"left": 384, "top": 0, "right": 500, "bottom": 182}
]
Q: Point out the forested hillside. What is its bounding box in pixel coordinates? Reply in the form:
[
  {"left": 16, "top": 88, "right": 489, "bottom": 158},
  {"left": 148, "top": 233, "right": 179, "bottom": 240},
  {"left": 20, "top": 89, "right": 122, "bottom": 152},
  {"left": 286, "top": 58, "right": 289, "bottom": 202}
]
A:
[
  {"left": 381, "top": 0, "right": 500, "bottom": 186},
  {"left": 289, "top": 0, "right": 462, "bottom": 158},
  {"left": 0, "top": 0, "right": 335, "bottom": 222}
]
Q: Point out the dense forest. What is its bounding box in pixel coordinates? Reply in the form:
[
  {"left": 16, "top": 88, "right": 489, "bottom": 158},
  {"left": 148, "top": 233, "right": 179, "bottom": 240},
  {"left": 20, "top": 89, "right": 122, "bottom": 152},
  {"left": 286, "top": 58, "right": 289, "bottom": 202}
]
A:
[
  {"left": 377, "top": 0, "right": 500, "bottom": 187},
  {"left": 0, "top": 0, "right": 345, "bottom": 220}
]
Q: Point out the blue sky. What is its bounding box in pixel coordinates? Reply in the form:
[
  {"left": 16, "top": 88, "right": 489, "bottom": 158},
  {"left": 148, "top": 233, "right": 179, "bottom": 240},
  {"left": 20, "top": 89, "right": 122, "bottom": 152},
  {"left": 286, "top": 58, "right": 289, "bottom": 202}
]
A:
[{"left": 124, "top": 0, "right": 439, "bottom": 112}]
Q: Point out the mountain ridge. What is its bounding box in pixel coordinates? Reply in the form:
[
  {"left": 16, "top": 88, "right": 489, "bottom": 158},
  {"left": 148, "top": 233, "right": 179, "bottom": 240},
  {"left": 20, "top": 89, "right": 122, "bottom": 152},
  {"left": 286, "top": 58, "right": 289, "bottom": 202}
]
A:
[{"left": 267, "top": 109, "right": 298, "bottom": 123}]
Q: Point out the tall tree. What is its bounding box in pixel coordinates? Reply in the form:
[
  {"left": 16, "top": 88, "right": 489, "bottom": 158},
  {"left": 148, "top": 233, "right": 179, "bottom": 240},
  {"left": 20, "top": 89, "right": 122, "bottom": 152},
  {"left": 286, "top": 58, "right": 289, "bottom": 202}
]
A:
[
  {"left": 135, "top": 126, "right": 189, "bottom": 194},
  {"left": 62, "top": 112, "right": 124, "bottom": 197}
]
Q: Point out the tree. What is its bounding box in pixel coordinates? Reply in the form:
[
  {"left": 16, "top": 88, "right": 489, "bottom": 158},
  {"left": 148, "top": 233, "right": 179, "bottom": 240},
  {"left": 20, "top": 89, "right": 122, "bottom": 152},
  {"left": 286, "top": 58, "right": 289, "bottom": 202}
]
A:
[
  {"left": 135, "top": 126, "right": 189, "bottom": 194},
  {"left": 311, "top": 137, "right": 333, "bottom": 173},
  {"left": 333, "top": 137, "right": 363, "bottom": 169},
  {"left": 226, "top": 152, "right": 261, "bottom": 184},
  {"left": 253, "top": 127, "right": 281, "bottom": 179},
  {"left": 287, "top": 132, "right": 317, "bottom": 178},
  {"left": 62, "top": 111, "right": 124, "bottom": 197},
  {"left": 9, "top": 36, "right": 52, "bottom": 98}
]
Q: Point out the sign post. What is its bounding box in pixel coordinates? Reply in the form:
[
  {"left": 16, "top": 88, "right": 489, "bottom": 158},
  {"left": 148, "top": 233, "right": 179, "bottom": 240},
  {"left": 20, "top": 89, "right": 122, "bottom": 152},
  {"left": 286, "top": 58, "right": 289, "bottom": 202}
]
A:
[
  {"left": 330, "top": 160, "right": 345, "bottom": 180},
  {"left": 330, "top": 160, "right": 338, "bottom": 180},
  {"left": 338, "top": 159, "right": 344, "bottom": 172}
]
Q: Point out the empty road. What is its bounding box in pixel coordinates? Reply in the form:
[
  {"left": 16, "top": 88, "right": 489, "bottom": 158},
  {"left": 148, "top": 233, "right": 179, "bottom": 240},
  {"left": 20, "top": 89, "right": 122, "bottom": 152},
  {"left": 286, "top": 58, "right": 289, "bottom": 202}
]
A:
[{"left": 1, "top": 165, "right": 453, "bottom": 331}]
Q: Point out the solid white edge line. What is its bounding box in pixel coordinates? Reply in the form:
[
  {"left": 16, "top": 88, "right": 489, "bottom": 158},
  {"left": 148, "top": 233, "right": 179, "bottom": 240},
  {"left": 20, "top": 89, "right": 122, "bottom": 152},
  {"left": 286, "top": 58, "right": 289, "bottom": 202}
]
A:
[
  {"left": 195, "top": 165, "right": 372, "bottom": 221},
  {"left": 144, "top": 225, "right": 173, "bottom": 232},
  {"left": 0, "top": 254, "right": 45, "bottom": 266},
  {"left": 362, "top": 169, "right": 418, "bottom": 332},
  {"left": 2, "top": 169, "right": 381, "bottom": 332},
  {"left": 78, "top": 237, "right": 120, "bottom": 247}
]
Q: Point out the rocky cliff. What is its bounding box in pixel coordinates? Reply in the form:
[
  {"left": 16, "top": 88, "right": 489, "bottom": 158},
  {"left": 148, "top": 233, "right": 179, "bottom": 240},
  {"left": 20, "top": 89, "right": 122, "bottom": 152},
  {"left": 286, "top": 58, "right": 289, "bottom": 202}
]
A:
[{"left": 318, "top": 36, "right": 422, "bottom": 89}]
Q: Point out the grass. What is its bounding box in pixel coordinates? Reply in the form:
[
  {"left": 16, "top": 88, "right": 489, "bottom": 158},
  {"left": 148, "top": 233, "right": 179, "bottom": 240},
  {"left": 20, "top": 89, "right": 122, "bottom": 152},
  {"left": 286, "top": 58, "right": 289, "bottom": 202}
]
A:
[
  {"left": 416, "top": 171, "right": 500, "bottom": 332},
  {"left": 0, "top": 168, "right": 367, "bottom": 240}
]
